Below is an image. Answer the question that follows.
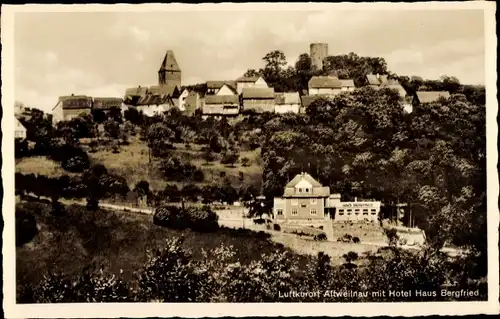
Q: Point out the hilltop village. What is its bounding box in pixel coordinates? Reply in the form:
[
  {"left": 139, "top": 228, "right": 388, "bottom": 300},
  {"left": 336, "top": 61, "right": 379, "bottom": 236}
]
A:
[{"left": 50, "top": 43, "right": 451, "bottom": 124}]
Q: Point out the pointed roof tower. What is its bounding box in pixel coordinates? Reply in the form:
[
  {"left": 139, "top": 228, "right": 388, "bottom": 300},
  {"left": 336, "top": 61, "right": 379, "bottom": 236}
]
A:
[{"left": 159, "top": 50, "right": 181, "bottom": 72}]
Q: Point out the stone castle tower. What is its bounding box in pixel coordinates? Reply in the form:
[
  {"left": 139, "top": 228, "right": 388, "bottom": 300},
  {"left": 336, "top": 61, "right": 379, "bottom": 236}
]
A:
[
  {"left": 310, "top": 43, "right": 328, "bottom": 71},
  {"left": 158, "top": 50, "right": 181, "bottom": 88}
]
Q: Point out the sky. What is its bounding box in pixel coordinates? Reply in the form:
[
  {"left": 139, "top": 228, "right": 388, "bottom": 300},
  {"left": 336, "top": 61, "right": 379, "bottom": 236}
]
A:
[{"left": 13, "top": 8, "right": 485, "bottom": 113}]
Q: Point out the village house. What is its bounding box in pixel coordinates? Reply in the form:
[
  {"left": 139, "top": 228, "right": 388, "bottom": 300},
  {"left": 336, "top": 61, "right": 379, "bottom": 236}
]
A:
[
  {"left": 235, "top": 75, "right": 268, "bottom": 94},
  {"left": 308, "top": 76, "right": 355, "bottom": 96},
  {"left": 202, "top": 95, "right": 240, "bottom": 119},
  {"left": 135, "top": 94, "right": 175, "bottom": 117},
  {"left": 273, "top": 173, "right": 381, "bottom": 222},
  {"left": 93, "top": 97, "right": 124, "bottom": 114},
  {"left": 52, "top": 94, "right": 93, "bottom": 125},
  {"left": 413, "top": 91, "right": 451, "bottom": 106},
  {"left": 178, "top": 88, "right": 190, "bottom": 111},
  {"left": 274, "top": 92, "right": 301, "bottom": 114},
  {"left": 241, "top": 87, "right": 275, "bottom": 113},
  {"left": 273, "top": 173, "right": 330, "bottom": 221},
  {"left": 15, "top": 117, "right": 27, "bottom": 139},
  {"left": 148, "top": 84, "right": 181, "bottom": 99},
  {"left": 179, "top": 89, "right": 202, "bottom": 115},
  {"left": 206, "top": 81, "right": 237, "bottom": 95},
  {"left": 123, "top": 86, "right": 148, "bottom": 106}
]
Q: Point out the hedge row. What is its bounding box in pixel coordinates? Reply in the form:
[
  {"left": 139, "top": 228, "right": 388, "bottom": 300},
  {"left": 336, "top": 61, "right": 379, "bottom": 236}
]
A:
[{"left": 153, "top": 205, "right": 219, "bottom": 232}]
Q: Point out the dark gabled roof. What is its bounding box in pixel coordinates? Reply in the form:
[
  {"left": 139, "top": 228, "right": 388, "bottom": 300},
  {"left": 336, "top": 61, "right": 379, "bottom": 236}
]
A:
[
  {"left": 308, "top": 76, "right": 342, "bottom": 89},
  {"left": 93, "top": 97, "right": 123, "bottom": 110},
  {"left": 137, "top": 94, "right": 172, "bottom": 106},
  {"left": 159, "top": 50, "right": 181, "bottom": 72},
  {"left": 275, "top": 92, "right": 301, "bottom": 105},
  {"left": 236, "top": 75, "right": 262, "bottom": 83},
  {"left": 242, "top": 87, "right": 275, "bottom": 99},
  {"left": 204, "top": 95, "right": 239, "bottom": 105},
  {"left": 58, "top": 95, "right": 93, "bottom": 110},
  {"left": 416, "top": 91, "right": 451, "bottom": 104},
  {"left": 148, "top": 85, "right": 180, "bottom": 97},
  {"left": 300, "top": 94, "right": 332, "bottom": 109},
  {"left": 125, "top": 86, "right": 148, "bottom": 97}
]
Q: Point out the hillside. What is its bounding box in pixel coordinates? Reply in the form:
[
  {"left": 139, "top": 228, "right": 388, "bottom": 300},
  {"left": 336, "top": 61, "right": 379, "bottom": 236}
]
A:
[
  {"left": 16, "top": 136, "right": 263, "bottom": 192},
  {"left": 16, "top": 200, "right": 308, "bottom": 302}
]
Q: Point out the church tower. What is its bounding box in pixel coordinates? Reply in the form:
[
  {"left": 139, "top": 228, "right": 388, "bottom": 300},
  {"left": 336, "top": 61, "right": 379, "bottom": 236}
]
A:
[{"left": 158, "top": 50, "right": 181, "bottom": 88}]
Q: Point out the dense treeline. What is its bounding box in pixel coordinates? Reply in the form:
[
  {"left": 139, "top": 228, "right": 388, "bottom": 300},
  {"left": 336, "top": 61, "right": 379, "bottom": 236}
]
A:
[
  {"left": 260, "top": 86, "right": 486, "bottom": 276},
  {"left": 21, "top": 236, "right": 486, "bottom": 303}
]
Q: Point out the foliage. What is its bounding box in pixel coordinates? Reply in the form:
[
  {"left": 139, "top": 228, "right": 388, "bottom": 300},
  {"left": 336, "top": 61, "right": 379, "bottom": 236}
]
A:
[
  {"left": 153, "top": 205, "right": 219, "bottom": 232},
  {"left": 15, "top": 208, "right": 38, "bottom": 246}
]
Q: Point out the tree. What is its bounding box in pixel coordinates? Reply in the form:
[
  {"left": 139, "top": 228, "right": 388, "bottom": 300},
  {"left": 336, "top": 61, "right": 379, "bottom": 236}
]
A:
[
  {"left": 146, "top": 123, "right": 175, "bottom": 160},
  {"left": 244, "top": 69, "right": 261, "bottom": 77},
  {"left": 103, "top": 119, "right": 121, "bottom": 139},
  {"left": 134, "top": 180, "right": 150, "bottom": 197},
  {"left": 124, "top": 107, "right": 143, "bottom": 125},
  {"left": 220, "top": 150, "right": 239, "bottom": 167},
  {"left": 91, "top": 109, "right": 107, "bottom": 124}
]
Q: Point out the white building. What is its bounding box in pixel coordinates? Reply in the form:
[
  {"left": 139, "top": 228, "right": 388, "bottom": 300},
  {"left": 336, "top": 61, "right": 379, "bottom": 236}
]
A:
[
  {"left": 308, "top": 76, "right": 355, "bottom": 96},
  {"left": 274, "top": 92, "right": 301, "bottom": 114},
  {"left": 235, "top": 75, "right": 268, "bottom": 94},
  {"left": 15, "top": 117, "right": 27, "bottom": 139}
]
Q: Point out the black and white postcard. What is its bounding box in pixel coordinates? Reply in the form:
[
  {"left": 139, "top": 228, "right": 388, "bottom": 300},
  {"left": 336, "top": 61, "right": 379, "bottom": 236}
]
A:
[{"left": 2, "top": 2, "right": 498, "bottom": 317}]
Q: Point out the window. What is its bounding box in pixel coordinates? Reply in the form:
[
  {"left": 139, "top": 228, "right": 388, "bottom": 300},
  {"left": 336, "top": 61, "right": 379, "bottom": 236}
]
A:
[
  {"left": 305, "top": 188, "right": 309, "bottom": 193},
  {"left": 291, "top": 208, "right": 298, "bottom": 215},
  {"left": 310, "top": 198, "right": 317, "bottom": 204},
  {"left": 355, "top": 209, "right": 360, "bottom": 215},
  {"left": 363, "top": 209, "right": 369, "bottom": 215},
  {"left": 291, "top": 199, "right": 298, "bottom": 206},
  {"left": 298, "top": 188, "right": 302, "bottom": 193},
  {"left": 338, "top": 209, "right": 344, "bottom": 215},
  {"left": 277, "top": 209, "right": 283, "bottom": 216},
  {"left": 310, "top": 209, "right": 317, "bottom": 215},
  {"left": 371, "top": 209, "right": 377, "bottom": 215},
  {"left": 347, "top": 209, "right": 352, "bottom": 215}
]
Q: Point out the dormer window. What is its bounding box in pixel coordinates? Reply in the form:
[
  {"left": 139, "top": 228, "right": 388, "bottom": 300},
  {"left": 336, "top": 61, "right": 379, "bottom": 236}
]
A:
[
  {"left": 298, "top": 188, "right": 302, "bottom": 193},
  {"left": 305, "top": 188, "right": 309, "bottom": 193}
]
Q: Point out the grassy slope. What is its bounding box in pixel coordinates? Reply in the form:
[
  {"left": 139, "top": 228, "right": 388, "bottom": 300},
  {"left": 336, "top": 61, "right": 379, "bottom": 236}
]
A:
[
  {"left": 87, "top": 138, "right": 262, "bottom": 191},
  {"left": 16, "top": 200, "right": 309, "bottom": 295},
  {"left": 15, "top": 137, "right": 263, "bottom": 191}
]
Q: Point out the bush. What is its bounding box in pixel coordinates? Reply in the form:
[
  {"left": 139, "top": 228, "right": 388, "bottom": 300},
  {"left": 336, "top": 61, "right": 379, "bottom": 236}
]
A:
[
  {"left": 273, "top": 223, "right": 281, "bottom": 231},
  {"left": 253, "top": 218, "right": 266, "bottom": 225},
  {"left": 240, "top": 157, "right": 251, "bottom": 167},
  {"left": 314, "top": 233, "right": 327, "bottom": 241},
  {"left": 16, "top": 209, "right": 38, "bottom": 246},
  {"left": 62, "top": 155, "right": 90, "bottom": 173},
  {"left": 352, "top": 237, "right": 361, "bottom": 244},
  {"left": 154, "top": 205, "right": 219, "bottom": 232},
  {"left": 153, "top": 206, "right": 188, "bottom": 229},
  {"left": 187, "top": 206, "right": 219, "bottom": 232}
]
